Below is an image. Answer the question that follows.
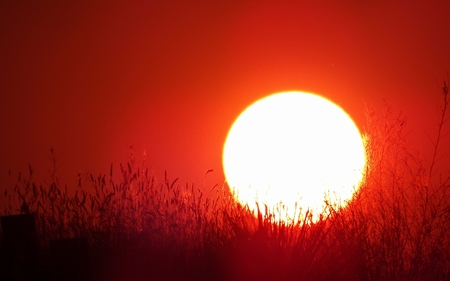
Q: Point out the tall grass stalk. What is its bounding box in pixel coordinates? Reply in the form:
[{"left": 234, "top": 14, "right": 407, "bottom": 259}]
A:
[{"left": 1, "top": 83, "right": 450, "bottom": 280}]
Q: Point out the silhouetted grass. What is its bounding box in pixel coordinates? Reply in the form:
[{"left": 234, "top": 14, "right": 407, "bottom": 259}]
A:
[{"left": 1, "top": 83, "right": 450, "bottom": 281}]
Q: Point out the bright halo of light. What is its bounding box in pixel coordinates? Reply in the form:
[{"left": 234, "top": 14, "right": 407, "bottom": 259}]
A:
[{"left": 222, "top": 91, "right": 366, "bottom": 223}]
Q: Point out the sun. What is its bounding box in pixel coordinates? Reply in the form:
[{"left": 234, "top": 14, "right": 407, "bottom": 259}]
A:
[{"left": 222, "top": 91, "right": 366, "bottom": 223}]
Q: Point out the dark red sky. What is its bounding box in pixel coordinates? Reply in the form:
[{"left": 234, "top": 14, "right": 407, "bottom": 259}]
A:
[{"left": 2, "top": 1, "right": 450, "bottom": 189}]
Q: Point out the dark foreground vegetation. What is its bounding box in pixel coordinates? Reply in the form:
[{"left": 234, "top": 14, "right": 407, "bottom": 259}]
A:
[{"left": 1, "top": 83, "right": 450, "bottom": 281}]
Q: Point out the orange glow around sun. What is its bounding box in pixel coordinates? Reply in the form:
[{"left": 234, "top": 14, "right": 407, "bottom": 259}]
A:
[{"left": 222, "top": 91, "right": 366, "bottom": 223}]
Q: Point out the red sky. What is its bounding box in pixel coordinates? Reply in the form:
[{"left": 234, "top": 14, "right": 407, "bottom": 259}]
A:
[{"left": 1, "top": 1, "right": 450, "bottom": 190}]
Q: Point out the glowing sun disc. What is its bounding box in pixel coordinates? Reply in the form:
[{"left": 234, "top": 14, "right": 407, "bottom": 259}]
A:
[{"left": 222, "top": 91, "right": 366, "bottom": 223}]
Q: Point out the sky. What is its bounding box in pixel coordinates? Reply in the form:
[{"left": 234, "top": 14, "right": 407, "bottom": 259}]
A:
[{"left": 1, "top": 1, "right": 450, "bottom": 191}]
